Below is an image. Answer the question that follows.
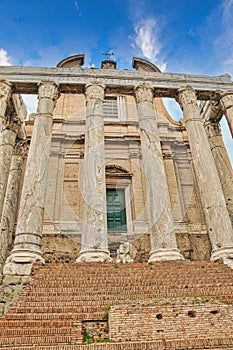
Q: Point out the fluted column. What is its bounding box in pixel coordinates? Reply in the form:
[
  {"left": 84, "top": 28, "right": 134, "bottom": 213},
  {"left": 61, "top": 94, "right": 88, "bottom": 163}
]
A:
[
  {"left": 205, "top": 118, "right": 233, "bottom": 225},
  {"left": 219, "top": 91, "right": 233, "bottom": 137},
  {"left": 0, "top": 140, "right": 28, "bottom": 273},
  {"left": 0, "top": 81, "right": 14, "bottom": 219},
  {"left": 4, "top": 81, "right": 60, "bottom": 275},
  {"left": 135, "top": 83, "right": 183, "bottom": 263},
  {"left": 77, "top": 83, "right": 111, "bottom": 262},
  {"left": 178, "top": 87, "right": 233, "bottom": 267}
]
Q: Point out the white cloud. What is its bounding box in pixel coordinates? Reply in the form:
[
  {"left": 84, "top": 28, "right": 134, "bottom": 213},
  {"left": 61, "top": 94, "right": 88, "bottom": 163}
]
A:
[
  {"left": 222, "top": 0, "right": 233, "bottom": 19},
  {"left": 74, "top": 1, "right": 82, "bottom": 16},
  {"left": 132, "top": 17, "right": 167, "bottom": 71},
  {"left": 0, "top": 48, "right": 12, "bottom": 66}
]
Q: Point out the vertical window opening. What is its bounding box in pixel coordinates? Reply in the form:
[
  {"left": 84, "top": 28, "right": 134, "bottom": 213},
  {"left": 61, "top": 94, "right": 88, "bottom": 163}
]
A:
[{"left": 106, "top": 189, "right": 127, "bottom": 232}]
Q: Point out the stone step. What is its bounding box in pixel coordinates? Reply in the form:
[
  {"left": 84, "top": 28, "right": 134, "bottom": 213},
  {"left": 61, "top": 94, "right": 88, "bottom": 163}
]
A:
[{"left": 0, "top": 337, "right": 233, "bottom": 350}]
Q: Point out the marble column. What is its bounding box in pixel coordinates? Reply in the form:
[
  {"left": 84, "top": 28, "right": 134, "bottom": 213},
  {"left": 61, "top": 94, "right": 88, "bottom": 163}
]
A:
[
  {"left": 77, "top": 83, "right": 111, "bottom": 262},
  {"left": 3, "top": 81, "right": 60, "bottom": 275},
  {"left": 0, "top": 140, "right": 28, "bottom": 273},
  {"left": 205, "top": 118, "right": 233, "bottom": 226},
  {"left": 219, "top": 91, "right": 233, "bottom": 138},
  {"left": 178, "top": 87, "right": 233, "bottom": 267},
  {"left": 135, "top": 83, "right": 184, "bottom": 263},
  {"left": 0, "top": 81, "right": 14, "bottom": 220}
]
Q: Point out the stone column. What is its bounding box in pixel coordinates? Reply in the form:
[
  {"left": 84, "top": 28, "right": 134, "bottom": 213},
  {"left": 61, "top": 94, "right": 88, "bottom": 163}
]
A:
[
  {"left": 4, "top": 81, "right": 60, "bottom": 275},
  {"left": 162, "top": 143, "right": 184, "bottom": 223},
  {"left": 135, "top": 83, "right": 184, "bottom": 263},
  {"left": 205, "top": 118, "right": 233, "bottom": 225},
  {"left": 77, "top": 83, "right": 111, "bottom": 262},
  {"left": 0, "top": 81, "right": 14, "bottom": 219},
  {"left": 0, "top": 140, "right": 28, "bottom": 273},
  {"left": 178, "top": 87, "right": 233, "bottom": 267},
  {"left": 219, "top": 91, "right": 233, "bottom": 137}
]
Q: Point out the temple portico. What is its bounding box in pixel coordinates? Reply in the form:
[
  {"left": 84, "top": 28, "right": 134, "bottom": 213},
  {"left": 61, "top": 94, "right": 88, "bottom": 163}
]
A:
[{"left": 0, "top": 55, "right": 232, "bottom": 274}]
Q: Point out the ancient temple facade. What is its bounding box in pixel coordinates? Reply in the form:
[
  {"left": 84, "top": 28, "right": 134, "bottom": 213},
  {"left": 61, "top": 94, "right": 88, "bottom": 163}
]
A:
[{"left": 0, "top": 55, "right": 233, "bottom": 275}]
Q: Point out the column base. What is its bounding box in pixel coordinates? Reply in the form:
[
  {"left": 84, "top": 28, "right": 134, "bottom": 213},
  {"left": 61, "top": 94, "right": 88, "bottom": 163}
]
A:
[
  {"left": 211, "top": 247, "right": 233, "bottom": 269},
  {"left": 3, "top": 251, "right": 45, "bottom": 276},
  {"left": 77, "top": 249, "right": 112, "bottom": 263},
  {"left": 148, "top": 248, "right": 184, "bottom": 264}
]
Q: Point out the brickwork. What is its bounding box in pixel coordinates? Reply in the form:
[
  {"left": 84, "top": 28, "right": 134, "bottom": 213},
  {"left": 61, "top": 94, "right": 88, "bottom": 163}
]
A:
[
  {"left": 0, "top": 261, "right": 233, "bottom": 348},
  {"left": 109, "top": 298, "right": 233, "bottom": 342}
]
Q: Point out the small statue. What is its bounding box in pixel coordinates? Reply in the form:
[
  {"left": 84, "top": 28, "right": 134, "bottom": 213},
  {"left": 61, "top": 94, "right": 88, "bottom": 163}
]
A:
[{"left": 116, "top": 242, "right": 136, "bottom": 264}]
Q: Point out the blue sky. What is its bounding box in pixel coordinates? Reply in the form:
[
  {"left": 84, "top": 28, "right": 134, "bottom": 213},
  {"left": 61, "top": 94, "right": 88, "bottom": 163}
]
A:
[{"left": 0, "top": 0, "right": 232, "bottom": 162}]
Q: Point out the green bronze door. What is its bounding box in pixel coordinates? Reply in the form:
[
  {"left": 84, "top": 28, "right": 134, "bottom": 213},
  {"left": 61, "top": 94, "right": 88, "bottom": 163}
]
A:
[{"left": 106, "top": 189, "right": 127, "bottom": 232}]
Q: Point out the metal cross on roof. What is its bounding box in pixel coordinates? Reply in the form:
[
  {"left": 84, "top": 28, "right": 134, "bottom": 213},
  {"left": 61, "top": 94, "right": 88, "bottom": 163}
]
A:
[{"left": 102, "top": 50, "right": 114, "bottom": 59}]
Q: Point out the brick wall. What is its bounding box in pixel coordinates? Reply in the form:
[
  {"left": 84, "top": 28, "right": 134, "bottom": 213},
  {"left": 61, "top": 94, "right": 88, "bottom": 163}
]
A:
[{"left": 109, "top": 297, "right": 233, "bottom": 342}]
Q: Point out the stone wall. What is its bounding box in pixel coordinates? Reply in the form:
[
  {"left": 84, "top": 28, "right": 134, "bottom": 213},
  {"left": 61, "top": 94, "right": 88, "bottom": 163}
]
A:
[{"left": 41, "top": 234, "right": 80, "bottom": 263}]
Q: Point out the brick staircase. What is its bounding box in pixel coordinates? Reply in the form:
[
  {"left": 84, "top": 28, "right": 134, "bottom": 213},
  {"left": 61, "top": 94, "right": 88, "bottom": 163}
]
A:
[{"left": 0, "top": 260, "right": 233, "bottom": 349}]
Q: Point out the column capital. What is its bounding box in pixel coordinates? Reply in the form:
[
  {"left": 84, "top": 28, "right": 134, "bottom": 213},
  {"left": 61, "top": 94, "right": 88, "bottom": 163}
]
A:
[
  {"left": 177, "top": 87, "right": 197, "bottom": 107},
  {"left": 85, "top": 82, "right": 106, "bottom": 102},
  {"left": 14, "top": 139, "right": 28, "bottom": 158},
  {"left": 134, "top": 83, "right": 154, "bottom": 104},
  {"left": 204, "top": 119, "right": 222, "bottom": 138},
  {"left": 219, "top": 90, "right": 233, "bottom": 110},
  {"left": 38, "top": 81, "right": 60, "bottom": 101},
  {"left": 2, "top": 114, "right": 22, "bottom": 134},
  {"left": 0, "top": 80, "right": 12, "bottom": 100}
]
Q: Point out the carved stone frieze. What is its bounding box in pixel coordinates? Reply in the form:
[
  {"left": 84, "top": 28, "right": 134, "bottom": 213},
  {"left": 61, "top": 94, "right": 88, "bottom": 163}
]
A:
[
  {"left": 134, "top": 83, "right": 154, "bottom": 104},
  {"left": 85, "top": 83, "right": 106, "bottom": 102}
]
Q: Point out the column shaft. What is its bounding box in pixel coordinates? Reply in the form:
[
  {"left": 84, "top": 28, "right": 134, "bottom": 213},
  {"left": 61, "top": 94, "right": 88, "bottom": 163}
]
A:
[
  {"left": 135, "top": 84, "right": 183, "bottom": 262},
  {"left": 0, "top": 140, "right": 27, "bottom": 273},
  {"left": 178, "top": 87, "right": 233, "bottom": 267},
  {"left": 0, "top": 81, "right": 13, "bottom": 219},
  {"left": 77, "top": 83, "right": 111, "bottom": 262},
  {"left": 4, "top": 81, "right": 60, "bottom": 275},
  {"left": 205, "top": 119, "right": 233, "bottom": 225},
  {"left": 220, "top": 91, "right": 233, "bottom": 137}
]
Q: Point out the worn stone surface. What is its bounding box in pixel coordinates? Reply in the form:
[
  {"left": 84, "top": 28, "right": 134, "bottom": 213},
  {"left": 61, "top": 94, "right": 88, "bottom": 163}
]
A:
[
  {"left": 205, "top": 119, "right": 233, "bottom": 226},
  {"left": 77, "top": 83, "right": 111, "bottom": 263},
  {"left": 116, "top": 242, "right": 136, "bottom": 263},
  {"left": 178, "top": 87, "right": 233, "bottom": 268},
  {"left": 3, "top": 82, "right": 60, "bottom": 275},
  {"left": 0, "top": 140, "right": 27, "bottom": 273},
  {"left": 0, "top": 274, "right": 31, "bottom": 315},
  {"left": 135, "top": 83, "right": 183, "bottom": 263},
  {"left": 0, "top": 111, "right": 21, "bottom": 220},
  {"left": 0, "top": 65, "right": 233, "bottom": 98},
  {"left": 41, "top": 234, "right": 80, "bottom": 263},
  {"left": 220, "top": 91, "right": 233, "bottom": 137}
]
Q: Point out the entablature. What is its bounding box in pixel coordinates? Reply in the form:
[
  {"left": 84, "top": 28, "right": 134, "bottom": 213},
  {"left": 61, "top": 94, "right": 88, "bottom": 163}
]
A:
[{"left": 0, "top": 65, "right": 232, "bottom": 100}]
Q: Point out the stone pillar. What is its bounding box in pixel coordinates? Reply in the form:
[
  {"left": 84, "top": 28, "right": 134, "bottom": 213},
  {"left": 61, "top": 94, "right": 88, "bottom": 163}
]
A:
[
  {"left": 3, "top": 81, "right": 60, "bottom": 275},
  {"left": 77, "top": 83, "right": 111, "bottom": 263},
  {"left": 0, "top": 140, "right": 28, "bottom": 273},
  {"left": 205, "top": 118, "right": 233, "bottom": 225},
  {"left": 0, "top": 81, "right": 14, "bottom": 219},
  {"left": 162, "top": 143, "right": 184, "bottom": 223},
  {"left": 178, "top": 87, "right": 233, "bottom": 267},
  {"left": 219, "top": 91, "right": 233, "bottom": 137},
  {"left": 135, "top": 83, "right": 183, "bottom": 263}
]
